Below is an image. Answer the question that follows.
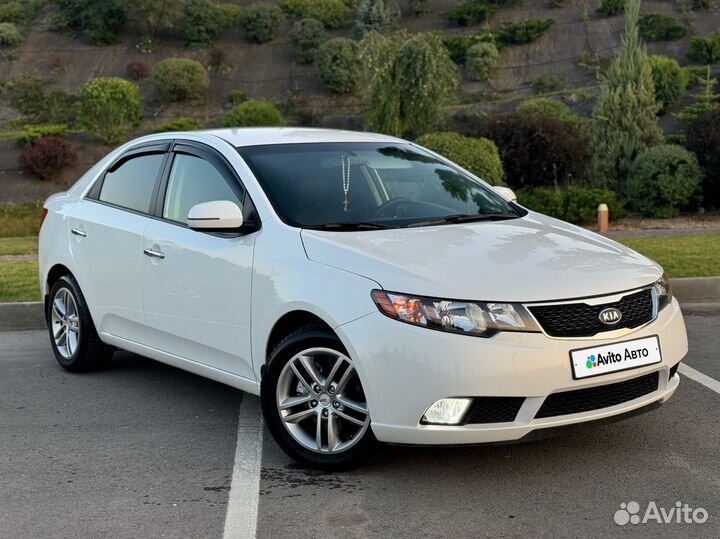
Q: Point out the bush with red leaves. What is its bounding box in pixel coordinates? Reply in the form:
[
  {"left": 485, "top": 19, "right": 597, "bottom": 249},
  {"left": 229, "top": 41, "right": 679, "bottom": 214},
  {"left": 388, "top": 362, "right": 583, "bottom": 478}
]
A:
[
  {"left": 19, "top": 136, "right": 78, "bottom": 180},
  {"left": 460, "top": 112, "right": 591, "bottom": 189},
  {"left": 126, "top": 61, "right": 150, "bottom": 81}
]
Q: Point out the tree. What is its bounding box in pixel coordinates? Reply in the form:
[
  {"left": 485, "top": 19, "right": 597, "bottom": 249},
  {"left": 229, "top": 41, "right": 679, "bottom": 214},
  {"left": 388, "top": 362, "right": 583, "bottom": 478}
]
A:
[
  {"left": 76, "top": 78, "right": 142, "bottom": 144},
  {"left": 648, "top": 55, "right": 688, "bottom": 113},
  {"left": 182, "top": 0, "right": 227, "bottom": 48},
  {"left": 315, "top": 38, "right": 362, "bottom": 94},
  {"left": 130, "top": 0, "right": 186, "bottom": 38},
  {"left": 686, "top": 109, "right": 720, "bottom": 207},
  {"left": 237, "top": 2, "right": 284, "bottom": 43},
  {"left": 288, "top": 18, "right": 329, "bottom": 64},
  {"left": 361, "top": 31, "right": 459, "bottom": 137},
  {"left": 51, "top": 0, "right": 126, "bottom": 44},
  {"left": 352, "top": 0, "right": 400, "bottom": 39},
  {"left": 674, "top": 66, "right": 720, "bottom": 124},
  {"left": 589, "top": 0, "right": 662, "bottom": 195}
]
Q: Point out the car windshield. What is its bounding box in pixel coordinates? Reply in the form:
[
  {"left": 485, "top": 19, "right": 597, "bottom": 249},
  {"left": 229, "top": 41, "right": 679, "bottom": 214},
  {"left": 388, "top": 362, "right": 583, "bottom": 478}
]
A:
[{"left": 238, "top": 142, "right": 523, "bottom": 229}]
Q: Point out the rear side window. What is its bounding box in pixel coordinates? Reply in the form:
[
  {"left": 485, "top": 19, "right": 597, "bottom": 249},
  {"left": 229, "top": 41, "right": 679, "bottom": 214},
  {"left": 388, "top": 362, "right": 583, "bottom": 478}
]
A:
[
  {"left": 163, "top": 154, "right": 242, "bottom": 224},
  {"left": 99, "top": 154, "right": 165, "bottom": 213}
]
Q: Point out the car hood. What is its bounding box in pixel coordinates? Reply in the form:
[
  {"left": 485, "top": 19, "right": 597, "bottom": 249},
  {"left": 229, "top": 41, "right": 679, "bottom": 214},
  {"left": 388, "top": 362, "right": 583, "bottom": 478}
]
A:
[{"left": 300, "top": 213, "right": 662, "bottom": 303}]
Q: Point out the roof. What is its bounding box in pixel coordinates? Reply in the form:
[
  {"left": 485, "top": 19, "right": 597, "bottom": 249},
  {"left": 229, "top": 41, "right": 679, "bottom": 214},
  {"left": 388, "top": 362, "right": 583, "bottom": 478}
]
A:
[{"left": 201, "top": 127, "right": 406, "bottom": 147}]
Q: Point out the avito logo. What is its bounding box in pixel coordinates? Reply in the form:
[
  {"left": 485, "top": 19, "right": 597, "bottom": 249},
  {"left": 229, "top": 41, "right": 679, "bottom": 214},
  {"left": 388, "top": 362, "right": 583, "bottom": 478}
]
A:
[{"left": 614, "top": 501, "right": 709, "bottom": 526}]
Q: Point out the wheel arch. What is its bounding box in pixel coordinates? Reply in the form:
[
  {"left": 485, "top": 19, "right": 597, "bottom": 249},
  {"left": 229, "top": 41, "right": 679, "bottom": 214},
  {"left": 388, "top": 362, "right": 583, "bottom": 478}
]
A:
[{"left": 263, "top": 310, "right": 335, "bottom": 377}]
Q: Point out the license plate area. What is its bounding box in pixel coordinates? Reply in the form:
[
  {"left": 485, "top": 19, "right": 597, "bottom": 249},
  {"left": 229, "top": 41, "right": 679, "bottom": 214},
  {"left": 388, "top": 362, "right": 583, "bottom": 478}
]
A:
[{"left": 570, "top": 335, "right": 661, "bottom": 380}]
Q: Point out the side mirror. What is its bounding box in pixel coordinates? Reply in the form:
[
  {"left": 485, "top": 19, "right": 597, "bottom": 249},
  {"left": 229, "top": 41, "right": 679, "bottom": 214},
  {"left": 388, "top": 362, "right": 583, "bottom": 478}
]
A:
[
  {"left": 187, "top": 200, "right": 244, "bottom": 231},
  {"left": 494, "top": 186, "right": 517, "bottom": 203}
]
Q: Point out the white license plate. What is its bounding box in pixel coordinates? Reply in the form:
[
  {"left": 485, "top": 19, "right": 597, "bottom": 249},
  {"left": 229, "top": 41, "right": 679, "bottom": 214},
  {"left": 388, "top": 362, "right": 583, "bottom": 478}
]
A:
[{"left": 570, "top": 336, "right": 662, "bottom": 380}]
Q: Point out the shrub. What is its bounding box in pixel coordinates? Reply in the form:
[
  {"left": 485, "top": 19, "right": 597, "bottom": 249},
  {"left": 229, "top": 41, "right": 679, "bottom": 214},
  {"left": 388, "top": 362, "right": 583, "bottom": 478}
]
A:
[
  {"left": 361, "top": 31, "right": 459, "bottom": 137},
  {"left": 409, "top": 0, "right": 432, "bottom": 16},
  {"left": 229, "top": 89, "right": 249, "bottom": 105},
  {"left": 218, "top": 3, "right": 241, "bottom": 26},
  {"left": 416, "top": 132, "right": 504, "bottom": 185},
  {"left": 19, "top": 137, "right": 78, "bottom": 180},
  {"left": 51, "top": 0, "right": 126, "bottom": 45},
  {"left": 686, "top": 109, "right": 720, "bottom": 208},
  {"left": 516, "top": 98, "right": 582, "bottom": 125},
  {"left": 638, "top": 14, "right": 687, "bottom": 42},
  {"left": 279, "top": 0, "right": 350, "bottom": 29},
  {"left": 497, "top": 19, "right": 555, "bottom": 45},
  {"left": 443, "top": 32, "right": 494, "bottom": 64},
  {"left": 468, "top": 112, "right": 590, "bottom": 188},
  {"left": 150, "top": 58, "right": 210, "bottom": 102},
  {"left": 352, "top": 0, "right": 400, "bottom": 39},
  {"left": 3, "top": 75, "right": 75, "bottom": 124},
  {"left": 627, "top": 145, "right": 702, "bottom": 217},
  {"left": 76, "top": 77, "right": 143, "bottom": 144},
  {"left": 154, "top": 117, "right": 202, "bottom": 132},
  {"left": 223, "top": 99, "right": 285, "bottom": 127},
  {"left": 182, "top": 0, "right": 227, "bottom": 48},
  {"left": 466, "top": 42, "right": 499, "bottom": 81},
  {"left": 687, "top": 32, "right": 720, "bottom": 64},
  {"left": 238, "top": 2, "right": 283, "bottom": 43},
  {"left": 691, "top": 0, "right": 715, "bottom": 9},
  {"left": 288, "top": 18, "right": 328, "bottom": 64},
  {"left": 315, "top": 37, "right": 361, "bottom": 95},
  {"left": 517, "top": 186, "right": 625, "bottom": 224},
  {"left": 0, "top": 2, "right": 23, "bottom": 24},
  {"left": 16, "top": 124, "right": 68, "bottom": 146},
  {"left": 0, "top": 22, "right": 21, "bottom": 46},
  {"left": 126, "top": 61, "right": 150, "bottom": 81},
  {"left": 447, "top": 1, "right": 495, "bottom": 27},
  {"left": 597, "top": 0, "right": 625, "bottom": 16},
  {"left": 530, "top": 74, "right": 561, "bottom": 94},
  {"left": 648, "top": 55, "right": 688, "bottom": 113}
]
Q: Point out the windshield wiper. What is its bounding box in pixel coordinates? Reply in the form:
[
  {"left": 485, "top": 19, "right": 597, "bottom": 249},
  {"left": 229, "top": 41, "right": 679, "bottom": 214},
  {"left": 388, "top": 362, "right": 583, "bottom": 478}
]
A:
[
  {"left": 304, "top": 221, "right": 398, "bottom": 231},
  {"left": 407, "top": 213, "right": 519, "bottom": 228}
]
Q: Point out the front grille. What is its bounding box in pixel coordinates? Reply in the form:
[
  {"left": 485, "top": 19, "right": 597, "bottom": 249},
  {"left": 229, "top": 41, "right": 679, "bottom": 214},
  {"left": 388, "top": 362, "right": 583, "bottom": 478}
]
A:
[
  {"left": 535, "top": 371, "right": 659, "bottom": 419},
  {"left": 463, "top": 397, "right": 525, "bottom": 424},
  {"left": 529, "top": 289, "right": 654, "bottom": 338}
]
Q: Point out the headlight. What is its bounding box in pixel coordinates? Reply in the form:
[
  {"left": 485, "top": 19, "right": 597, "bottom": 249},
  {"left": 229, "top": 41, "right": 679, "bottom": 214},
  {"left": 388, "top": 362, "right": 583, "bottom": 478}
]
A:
[
  {"left": 371, "top": 290, "right": 540, "bottom": 337},
  {"left": 653, "top": 274, "right": 672, "bottom": 312}
]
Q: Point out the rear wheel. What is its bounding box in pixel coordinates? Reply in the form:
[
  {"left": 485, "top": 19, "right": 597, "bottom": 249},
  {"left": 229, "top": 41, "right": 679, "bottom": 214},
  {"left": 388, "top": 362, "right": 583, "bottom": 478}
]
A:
[
  {"left": 47, "top": 275, "right": 113, "bottom": 372},
  {"left": 261, "top": 325, "right": 377, "bottom": 471}
]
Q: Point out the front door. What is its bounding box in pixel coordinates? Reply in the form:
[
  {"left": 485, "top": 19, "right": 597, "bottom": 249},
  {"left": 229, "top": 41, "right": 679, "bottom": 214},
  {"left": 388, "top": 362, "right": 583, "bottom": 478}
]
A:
[{"left": 140, "top": 144, "right": 256, "bottom": 381}]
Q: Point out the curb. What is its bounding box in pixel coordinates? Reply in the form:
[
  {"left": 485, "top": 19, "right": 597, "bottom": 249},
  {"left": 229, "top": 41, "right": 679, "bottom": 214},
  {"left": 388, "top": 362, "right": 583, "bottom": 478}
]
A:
[
  {"left": 0, "top": 277, "right": 718, "bottom": 332},
  {"left": 0, "top": 301, "right": 45, "bottom": 332}
]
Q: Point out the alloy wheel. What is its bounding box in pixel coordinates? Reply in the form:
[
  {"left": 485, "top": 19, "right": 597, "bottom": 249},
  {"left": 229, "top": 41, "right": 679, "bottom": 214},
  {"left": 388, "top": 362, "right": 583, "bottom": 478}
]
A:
[
  {"left": 51, "top": 287, "right": 80, "bottom": 359},
  {"left": 276, "top": 347, "right": 370, "bottom": 454}
]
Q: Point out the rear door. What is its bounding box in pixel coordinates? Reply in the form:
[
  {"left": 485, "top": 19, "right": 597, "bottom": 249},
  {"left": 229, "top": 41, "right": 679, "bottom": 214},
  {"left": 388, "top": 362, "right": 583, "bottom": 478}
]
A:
[
  {"left": 68, "top": 143, "right": 169, "bottom": 339},
  {"left": 140, "top": 142, "right": 257, "bottom": 380}
]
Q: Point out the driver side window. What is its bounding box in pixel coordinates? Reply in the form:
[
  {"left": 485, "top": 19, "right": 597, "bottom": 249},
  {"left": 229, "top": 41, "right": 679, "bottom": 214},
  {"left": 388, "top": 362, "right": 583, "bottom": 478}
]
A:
[{"left": 163, "top": 154, "right": 242, "bottom": 224}]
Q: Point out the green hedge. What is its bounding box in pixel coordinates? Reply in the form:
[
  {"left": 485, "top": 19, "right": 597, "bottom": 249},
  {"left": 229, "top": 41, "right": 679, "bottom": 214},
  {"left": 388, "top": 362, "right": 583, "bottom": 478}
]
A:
[
  {"left": 415, "top": 132, "right": 505, "bottom": 185},
  {"left": 517, "top": 186, "right": 626, "bottom": 224}
]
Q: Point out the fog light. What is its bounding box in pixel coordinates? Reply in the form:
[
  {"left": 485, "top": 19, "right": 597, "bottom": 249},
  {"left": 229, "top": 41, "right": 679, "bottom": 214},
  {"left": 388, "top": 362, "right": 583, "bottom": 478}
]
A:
[{"left": 421, "top": 398, "right": 472, "bottom": 425}]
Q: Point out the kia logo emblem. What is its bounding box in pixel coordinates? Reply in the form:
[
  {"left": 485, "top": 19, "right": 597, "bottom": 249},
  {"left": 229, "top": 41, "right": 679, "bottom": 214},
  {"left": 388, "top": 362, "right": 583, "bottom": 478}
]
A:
[{"left": 599, "top": 307, "right": 622, "bottom": 325}]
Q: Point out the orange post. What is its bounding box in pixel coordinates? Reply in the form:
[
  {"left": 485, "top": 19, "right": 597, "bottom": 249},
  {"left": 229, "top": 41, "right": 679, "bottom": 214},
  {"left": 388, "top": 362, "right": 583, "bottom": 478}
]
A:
[{"left": 598, "top": 203, "right": 609, "bottom": 233}]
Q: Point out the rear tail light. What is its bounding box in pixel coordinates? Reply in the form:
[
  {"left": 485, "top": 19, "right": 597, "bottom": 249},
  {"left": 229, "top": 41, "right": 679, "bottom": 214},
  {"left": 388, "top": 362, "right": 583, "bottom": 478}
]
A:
[{"left": 40, "top": 207, "right": 48, "bottom": 228}]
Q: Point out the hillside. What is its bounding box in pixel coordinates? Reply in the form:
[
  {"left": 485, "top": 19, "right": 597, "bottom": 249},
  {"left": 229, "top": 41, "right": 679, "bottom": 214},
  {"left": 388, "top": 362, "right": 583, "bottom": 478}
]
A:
[{"left": 0, "top": 0, "right": 719, "bottom": 203}]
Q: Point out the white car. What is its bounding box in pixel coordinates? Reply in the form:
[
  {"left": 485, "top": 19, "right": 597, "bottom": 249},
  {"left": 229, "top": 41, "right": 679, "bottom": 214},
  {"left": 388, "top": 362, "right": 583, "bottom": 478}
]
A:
[{"left": 39, "top": 128, "right": 687, "bottom": 470}]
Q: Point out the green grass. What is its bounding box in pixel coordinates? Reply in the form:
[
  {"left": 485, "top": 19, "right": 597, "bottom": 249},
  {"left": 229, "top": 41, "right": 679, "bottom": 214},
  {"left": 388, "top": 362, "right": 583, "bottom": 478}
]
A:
[
  {"left": 0, "top": 236, "right": 38, "bottom": 256},
  {"left": 0, "top": 260, "right": 40, "bottom": 302},
  {"left": 0, "top": 202, "right": 43, "bottom": 238},
  {"left": 618, "top": 234, "right": 720, "bottom": 278}
]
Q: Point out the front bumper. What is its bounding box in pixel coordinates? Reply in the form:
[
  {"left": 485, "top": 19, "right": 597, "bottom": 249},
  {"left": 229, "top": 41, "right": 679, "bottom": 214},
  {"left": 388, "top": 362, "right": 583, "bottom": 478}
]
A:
[{"left": 336, "top": 298, "right": 687, "bottom": 445}]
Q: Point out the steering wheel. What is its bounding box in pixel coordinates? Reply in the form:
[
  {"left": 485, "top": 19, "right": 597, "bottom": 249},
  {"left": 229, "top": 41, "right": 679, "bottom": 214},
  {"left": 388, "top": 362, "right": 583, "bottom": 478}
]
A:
[{"left": 374, "top": 197, "right": 414, "bottom": 219}]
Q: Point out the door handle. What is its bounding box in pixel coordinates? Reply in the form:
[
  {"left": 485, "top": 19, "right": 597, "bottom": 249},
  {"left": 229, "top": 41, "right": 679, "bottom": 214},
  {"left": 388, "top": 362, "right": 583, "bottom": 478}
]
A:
[
  {"left": 143, "top": 248, "right": 165, "bottom": 260},
  {"left": 71, "top": 228, "right": 87, "bottom": 237}
]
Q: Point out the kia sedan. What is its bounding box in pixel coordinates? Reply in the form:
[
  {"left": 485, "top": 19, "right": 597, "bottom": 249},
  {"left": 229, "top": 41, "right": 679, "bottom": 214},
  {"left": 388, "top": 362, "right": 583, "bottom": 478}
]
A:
[{"left": 39, "top": 128, "right": 687, "bottom": 470}]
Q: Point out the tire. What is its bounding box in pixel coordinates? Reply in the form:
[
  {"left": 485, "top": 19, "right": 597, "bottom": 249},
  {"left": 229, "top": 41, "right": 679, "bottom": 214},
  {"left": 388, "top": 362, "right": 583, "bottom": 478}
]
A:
[
  {"left": 47, "top": 275, "right": 113, "bottom": 373},
  {"left": 261, "top": 324, "right": 378, "bottom": 471}
]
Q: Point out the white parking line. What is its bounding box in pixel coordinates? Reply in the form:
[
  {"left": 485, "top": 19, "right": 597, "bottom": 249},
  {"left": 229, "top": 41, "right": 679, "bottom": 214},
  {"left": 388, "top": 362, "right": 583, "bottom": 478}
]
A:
[
  {"left": 223, "top": 395, "right": 264, "bottom": 539},
  {"left": 679, "top": 363, "right": 720, "bottom": 395}
]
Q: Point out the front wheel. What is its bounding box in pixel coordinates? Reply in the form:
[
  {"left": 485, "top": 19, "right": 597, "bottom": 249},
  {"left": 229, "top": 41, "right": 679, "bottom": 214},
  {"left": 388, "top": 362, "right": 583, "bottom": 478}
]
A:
[{"left": 261, "top": 325, "right": 377, "bottom": 471}]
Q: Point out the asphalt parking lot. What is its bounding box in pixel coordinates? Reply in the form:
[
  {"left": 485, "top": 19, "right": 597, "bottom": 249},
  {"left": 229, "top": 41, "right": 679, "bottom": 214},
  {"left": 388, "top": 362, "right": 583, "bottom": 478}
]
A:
[{"left": 1, "top": 314, "right": 718, "bottom": 539}]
